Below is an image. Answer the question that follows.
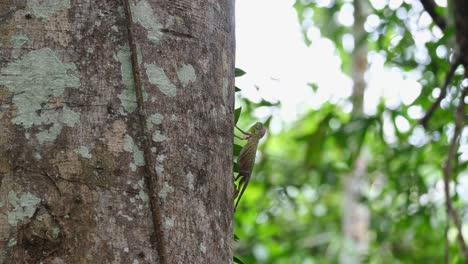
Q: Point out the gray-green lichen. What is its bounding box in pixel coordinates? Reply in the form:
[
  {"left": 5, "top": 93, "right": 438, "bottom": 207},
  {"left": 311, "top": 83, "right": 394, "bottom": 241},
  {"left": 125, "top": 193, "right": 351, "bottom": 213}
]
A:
[
  {"left": 176, "top": 64, "right": 197, "bottom": 87},
  {"left": 75, "top": 146, "right": 92, "bottom": 159},
  {"left": 7, "top": 191, "right": 41, "bottom": 226},
  {"left": 146, "top": 113, "right": 164, "bottom": 129},
  {"left": 10, "top": 35, "right": 28, "bottom": 49},
  {"left": 131, "top": 0, "right": 163, "bottom": 43},
  {"left": 145, "top": 64, "right": 176, "bottom": 97},
  {"left": 7, "top": 238, "right": 16, "bottom": 247},
  {"left": 164, "top": 216, "right": 174, "bottom": 228},
  {"left": 0, "top": 48, "right": 81, "bottom": 143},
  {"left": 159, "top": 182, "right": 174, "bottom": 199},
  {"left": 155, "top": 154, "right": 167, "bottom": 175},
  {"left": 152, "top": 130, "right": 167, "bottom": 142},
  {"left": 129, "top": 184, "right": 148, "bottom": 210},
  {"left": 52, "top": 227, "right": 60, "bottom": 238},
  {"left": 138, "top": 189, "right": 149, "bottom": 204},
  {"left": 200, "top": 243, "right": 207, "bottom": 254},
  {"left": 35, "top": 106, "right": 80, "bottom": 144},
  {"left": 35, "top": 124, "right": 62, "bottom": 144},
  {"left": 123, "top": 134, "right": 145, "bottom": 171},
  {"left": 115, "top": 45, "right": 138, "bottom": 113},
  {"left": 27, "top": 0, "right": 71, "bottom": 20},
  {"left": 132, "top": 179, "right": 149, "bottom": 207},
  {"left": 186, "top": 172, "right": 194, "bottom": 190}
]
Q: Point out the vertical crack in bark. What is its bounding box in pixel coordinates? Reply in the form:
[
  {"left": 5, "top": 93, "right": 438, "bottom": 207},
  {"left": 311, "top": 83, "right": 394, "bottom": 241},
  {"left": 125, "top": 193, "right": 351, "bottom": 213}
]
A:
[{"left": 122, "top": 1, "right": 167, "bottom": 263}]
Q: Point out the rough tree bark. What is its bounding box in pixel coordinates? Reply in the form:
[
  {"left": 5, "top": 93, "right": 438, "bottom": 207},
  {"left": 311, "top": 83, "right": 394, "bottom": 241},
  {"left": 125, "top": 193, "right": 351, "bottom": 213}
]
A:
[{"left": 0, "top": 0, "right": 235, "bottom": 263}]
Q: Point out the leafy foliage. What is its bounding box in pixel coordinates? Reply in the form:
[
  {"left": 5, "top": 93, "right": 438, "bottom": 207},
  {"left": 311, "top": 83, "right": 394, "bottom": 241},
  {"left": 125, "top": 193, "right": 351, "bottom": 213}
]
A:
[{"left": 234, "top": 1, "right": 467, "bottom": 263}]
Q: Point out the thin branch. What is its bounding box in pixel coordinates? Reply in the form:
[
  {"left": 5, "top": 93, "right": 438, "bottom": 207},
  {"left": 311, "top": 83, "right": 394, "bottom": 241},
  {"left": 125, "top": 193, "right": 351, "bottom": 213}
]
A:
[
  {"left": 41, "top": 169, "right": 62, "bottom": 196},
  {"left": 419, "top": 0, "right": 447, "bottom": 31},
  {"left": 442, "top": 84, "right": 468, "bottom": 262},
  {"left": 420, "top": 56, "right": 461, "bottom": 128},
  {"left": 122, "top": 1, "right": 167, "bottom": 263}
]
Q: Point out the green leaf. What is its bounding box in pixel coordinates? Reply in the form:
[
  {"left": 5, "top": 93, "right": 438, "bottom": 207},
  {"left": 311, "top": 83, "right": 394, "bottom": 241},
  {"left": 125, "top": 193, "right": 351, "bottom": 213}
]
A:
[
  {"left": 233, "top": 256, "right": 245, "bottom": 264},
  {"left": 233, "top": 162, "right": 239, "bottom": 173},
  {"left": 233, "top": 144, "right": 243, "bottom": 156},
  {"left": 235, "top": 86, "right": 242, "bottom": 92},
  {"left": 235, "top": 68, "right": 246, "bottom": 77},
  {"left": 234, "top": 233, "right": 240, "bottom": 241},
  {"left": 234, "top": 107, "right": 242, "bottom": 125},
  {"left": 333, "top": 161, "right": 350, "bottom": 172},
  {"left": 307, "top": 82, "right": 319, "bottom": 92},
  {"left": 257, "top": 99, "right": 279, "bottom": 107}
]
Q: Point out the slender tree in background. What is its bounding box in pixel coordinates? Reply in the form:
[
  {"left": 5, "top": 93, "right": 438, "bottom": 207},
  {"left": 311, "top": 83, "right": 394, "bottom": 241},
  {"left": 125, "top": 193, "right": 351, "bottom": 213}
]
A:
[
  {"left": 436, "top": 0, "right": 468, "bottom": 261},
  {"left": 0, "top": 0, "right": 235, "bottom": 263},
  {"left": 340, "top": 0, "right": 369, "bottom": 262}
]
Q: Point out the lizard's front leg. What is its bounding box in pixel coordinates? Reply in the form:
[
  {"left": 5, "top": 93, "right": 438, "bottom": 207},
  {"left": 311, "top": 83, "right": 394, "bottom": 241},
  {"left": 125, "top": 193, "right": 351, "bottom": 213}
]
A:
[{"left": 235, "top": 125, "right": 252, "bottom": 136}]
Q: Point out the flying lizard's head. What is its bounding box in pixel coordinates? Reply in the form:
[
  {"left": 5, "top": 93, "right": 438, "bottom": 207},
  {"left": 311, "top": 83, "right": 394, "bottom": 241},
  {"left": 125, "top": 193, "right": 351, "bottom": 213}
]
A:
[{"left": 249, "top": 122, "right": 266, "bottom": 138}]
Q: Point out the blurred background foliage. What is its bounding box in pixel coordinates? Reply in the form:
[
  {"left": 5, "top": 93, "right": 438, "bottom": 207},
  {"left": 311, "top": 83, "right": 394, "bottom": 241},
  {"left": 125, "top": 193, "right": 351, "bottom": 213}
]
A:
[{"left": 233, "top": 0, "right": 467, "bottom": 263}]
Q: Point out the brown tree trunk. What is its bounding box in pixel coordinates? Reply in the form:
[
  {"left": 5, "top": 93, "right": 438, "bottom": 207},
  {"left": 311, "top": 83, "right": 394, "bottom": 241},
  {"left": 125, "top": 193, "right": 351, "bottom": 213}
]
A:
[{"left": 0, "top": 0, "right": 235, "bottom": 263}]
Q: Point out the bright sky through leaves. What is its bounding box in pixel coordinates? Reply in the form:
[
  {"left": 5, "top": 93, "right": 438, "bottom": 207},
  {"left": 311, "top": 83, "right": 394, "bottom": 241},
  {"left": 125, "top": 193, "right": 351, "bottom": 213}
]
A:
[
  {"left": 236, "top": 0, "right": 422, "bottom": 123},
  {"left": 235, "top": 0, "right": 468, "bottom": 223}
]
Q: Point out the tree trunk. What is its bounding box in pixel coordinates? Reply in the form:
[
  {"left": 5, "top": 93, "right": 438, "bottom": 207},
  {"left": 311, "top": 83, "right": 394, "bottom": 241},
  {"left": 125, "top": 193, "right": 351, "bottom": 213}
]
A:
[
  {"left": 340, "top": 0, "right": 369, "bottom": 263},
  {"left": 0, "top": 0, "right": 235, "bottom": 263}
]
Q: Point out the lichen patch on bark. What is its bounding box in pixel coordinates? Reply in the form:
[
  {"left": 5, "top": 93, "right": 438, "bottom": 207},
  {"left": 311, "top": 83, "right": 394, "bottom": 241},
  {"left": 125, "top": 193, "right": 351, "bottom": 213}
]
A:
[
  {"left": 152, "top": 130, "right": 167, "bottom": 142},
  {"left": 10, "top": 35, "right": 28, "bottom": 49},
  {"left": 146, "top": 113, "right": 164, "bottom": 129},
  {"left": 176, "top": 64, "right": 197, "bottom": 87},
  {"left": 199, "top": 243, "right": 207, "bottom": 254},
  {"left": 186, "top": 172, "right": 195, "bottom": 190},
  {"left": 159, "top": 182, "right": 174, "bottom": 200},
  {"left": 35, "top": 107, "right": 81, "bottom": 144},
  {"left": 7, "top": 238, "right": 16, "bottom": 247},
  {"left": 6, "top": 191, "right": 41, "bottom": 226},
  {"left": 144, "top": 63, "right": 177, "bottom": 97},
  {"left": 164, "top": 216, "right": 174, "bottom": 229},
  {"left": 131, "top": 0, "right": 163, "bottom": 43},
  {"left": 129, "top": 179, "right": 149, "bottom": 210},
  {"left": 115, "top": 45, "right": 138, "bottom": 114},
  {"left": 0, "top": 48, "right": 81, "bottom": 143},
  {"left": 27, "top": 0, "right": 71, "bottom": 20},
  {"left": 74, "top": 146, "right": 92, "bottom": 159},
  {"left": 123, "top": 134, "right": 145, "bottom": 171}
]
